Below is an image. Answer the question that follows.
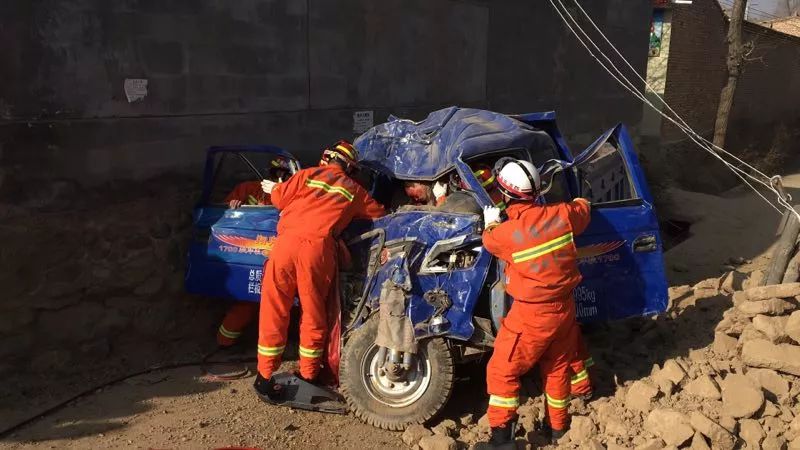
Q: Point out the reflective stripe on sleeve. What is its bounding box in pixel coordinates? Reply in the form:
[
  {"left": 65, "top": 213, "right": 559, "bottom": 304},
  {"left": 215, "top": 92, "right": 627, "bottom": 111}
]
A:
[
  {"left": 218, "top": 325, "right": 241, "bottom": 339},
  {"left": 488, "top": 395, "right": 519, "bottom": 409},
  {"left": 298, "top": 346, "right": 323, "bottom": 358},
  {"left": 546, "top": 393, "right": 570, "bottom": 409},
  {"left": 495, "top": 200, "right": 507, "bottom": 211},
  {"left": 584, "top": 357, "right": 595, "bottom": 368},
  {"left": 511, "top": 232, "right": 574, "bottom": 263},
  {"left": 257, "top": 345, "right": 285, "bottom": 357},
  {"left": 306, "top": 179, "right": 354, "bottom": 202},
  {"left": 247, "top": 195, "right": 259, "bottom": 205}
]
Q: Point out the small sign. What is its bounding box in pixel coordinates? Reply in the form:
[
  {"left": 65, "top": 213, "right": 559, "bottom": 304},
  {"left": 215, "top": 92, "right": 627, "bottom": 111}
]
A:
[
  {"left": 124, "top": 78, "right": 148, "bottom": 103},
  {"left": 353, "top": 110, "right": 374, "bottom": 134}
]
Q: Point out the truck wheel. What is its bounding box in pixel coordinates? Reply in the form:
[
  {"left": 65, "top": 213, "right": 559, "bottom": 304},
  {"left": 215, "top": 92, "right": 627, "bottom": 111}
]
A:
[{"left": 339, "top": 315, "right": 454, "bottom": 431}]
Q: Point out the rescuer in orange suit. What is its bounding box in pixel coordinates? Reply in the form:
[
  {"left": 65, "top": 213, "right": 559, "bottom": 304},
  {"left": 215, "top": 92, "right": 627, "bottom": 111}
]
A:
[
  {"left": 214, "top": 158, "right": 292, "bottom": 351},
  {"left": 477, "top": 159, "right": 592, "bottom": 448},
  {"left": 253, "top": 140, "right": 385, "bottom": 399}
]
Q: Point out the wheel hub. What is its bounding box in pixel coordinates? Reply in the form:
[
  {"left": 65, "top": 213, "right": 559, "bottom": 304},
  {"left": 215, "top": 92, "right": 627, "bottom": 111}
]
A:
[{"left": 361, "top": 346, "right": 431, "bottom": 408}]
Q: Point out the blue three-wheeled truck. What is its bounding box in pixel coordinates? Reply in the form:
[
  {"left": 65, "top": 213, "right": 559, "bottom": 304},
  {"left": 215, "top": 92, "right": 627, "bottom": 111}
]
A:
[{"left": 185, "top": 107, "right": 668, "bottom": 430}]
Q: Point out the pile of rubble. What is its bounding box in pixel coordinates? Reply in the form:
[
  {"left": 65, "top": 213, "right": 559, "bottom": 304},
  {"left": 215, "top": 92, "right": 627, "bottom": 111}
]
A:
[{"left": 400, "top": 271, "right": 800, "bottom": 450}]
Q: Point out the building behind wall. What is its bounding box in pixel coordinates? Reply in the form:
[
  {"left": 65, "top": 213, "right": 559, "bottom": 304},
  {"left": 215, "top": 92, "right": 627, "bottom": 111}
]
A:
[{"left": 640, "top": 0, "right": 800, "bottom": 193}]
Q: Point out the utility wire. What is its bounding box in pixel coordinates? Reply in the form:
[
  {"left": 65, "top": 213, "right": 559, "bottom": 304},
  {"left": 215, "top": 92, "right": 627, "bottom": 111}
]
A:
[{"left": 548, "top": 0, "right": 797, "bottom": 219}]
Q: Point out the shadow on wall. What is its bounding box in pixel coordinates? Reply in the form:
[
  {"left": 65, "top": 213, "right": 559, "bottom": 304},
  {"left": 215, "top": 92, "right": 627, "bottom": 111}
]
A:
[{"left": 0, "top": 172, "right": 229, "bottom": 431}]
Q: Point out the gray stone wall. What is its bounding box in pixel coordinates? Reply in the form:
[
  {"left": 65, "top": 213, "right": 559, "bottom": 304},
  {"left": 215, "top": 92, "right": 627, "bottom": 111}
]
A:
[{"left": 0, "top": 0, "right": 652, "bottom": 389}]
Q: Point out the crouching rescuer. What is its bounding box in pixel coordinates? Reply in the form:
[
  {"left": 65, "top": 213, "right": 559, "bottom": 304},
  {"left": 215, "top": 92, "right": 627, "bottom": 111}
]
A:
[
  {"left": 478, "top": 159, "right": 592, "bottom": 448},
  {"left": 253, "top": 140, "right": 385, "bottom": 406}
]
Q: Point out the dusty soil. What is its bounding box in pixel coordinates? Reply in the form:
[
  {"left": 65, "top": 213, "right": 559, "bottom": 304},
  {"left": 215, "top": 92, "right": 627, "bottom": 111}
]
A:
[{"left": 3, "top": 175, "right": 800, "bottom": 450}]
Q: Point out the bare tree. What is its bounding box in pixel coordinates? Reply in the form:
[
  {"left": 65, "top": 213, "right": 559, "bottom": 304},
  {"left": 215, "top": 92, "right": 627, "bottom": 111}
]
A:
[
  {"left": 778, "top": 0, "right": 800, "bottom": 16},
  {"left": 713, "top": 0, "right": 749, "bottom": 148}
]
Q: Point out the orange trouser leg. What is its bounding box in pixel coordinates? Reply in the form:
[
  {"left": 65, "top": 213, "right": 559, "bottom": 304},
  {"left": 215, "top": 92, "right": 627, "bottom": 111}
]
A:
[
  {"left": 217, "top": 301, "right": 259, "bottom": 346},
  {"left": 568, "top": 326, "right": 593, "bottom": 396},
  {"left": 257, "top": 237, "right": 298, "bottom": 378},
  {"left": 541, "top": 318, "right": 579, "bottom": 431},
  {"left": 485, "top": 299, "right": 575, "bottom": 428},
  {"left": 294, "top": 237, "right": 336, "bottom": 381}
]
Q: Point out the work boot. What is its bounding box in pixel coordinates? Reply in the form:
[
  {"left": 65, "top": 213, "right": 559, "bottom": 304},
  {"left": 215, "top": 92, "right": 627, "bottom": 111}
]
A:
[
  {"left": 542, "top": 423, "right": 569, "bottom": 445},
  {"left": 253, "top": 373, "right": 285, "bottom": 402},
  {"left": 475, "top": 421, "right": 517, "bottom": 449}
]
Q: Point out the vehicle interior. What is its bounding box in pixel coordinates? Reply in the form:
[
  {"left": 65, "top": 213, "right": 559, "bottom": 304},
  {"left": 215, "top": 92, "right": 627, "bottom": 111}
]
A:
[{"left": 205, "top": 151, "right": 299, "bottom": 206}]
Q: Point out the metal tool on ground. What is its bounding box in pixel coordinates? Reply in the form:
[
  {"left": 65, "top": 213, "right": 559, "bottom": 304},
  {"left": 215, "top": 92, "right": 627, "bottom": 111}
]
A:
[{"left": 254, "top": 372, "right": 346, "bottom": 414}]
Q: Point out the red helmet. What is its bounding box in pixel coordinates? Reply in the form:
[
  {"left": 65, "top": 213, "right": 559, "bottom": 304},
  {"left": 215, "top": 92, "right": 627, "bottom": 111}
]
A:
[
  {"left": 449, "top": 164, "right": 497, "bottom": 191},
  {"left": 268, "top": 157, "right": 292, "bottom": 181},
  {"left": 321, "top": 140, "right": 359, "bottom": 168}
]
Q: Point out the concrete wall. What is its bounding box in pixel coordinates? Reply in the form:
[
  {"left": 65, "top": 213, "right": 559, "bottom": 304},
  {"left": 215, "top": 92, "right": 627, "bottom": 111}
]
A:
[
  {"left": 0, "top": 0, "right": 653, "bottom": 391},
  {"left": 659, "top": 0, "right": 800, "bottom": 192}
]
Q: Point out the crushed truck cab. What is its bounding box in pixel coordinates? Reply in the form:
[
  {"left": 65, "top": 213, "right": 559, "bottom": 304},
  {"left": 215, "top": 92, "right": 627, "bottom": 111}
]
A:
[{"left": 184, "top": 107, "right": 668, "bottom": 430}]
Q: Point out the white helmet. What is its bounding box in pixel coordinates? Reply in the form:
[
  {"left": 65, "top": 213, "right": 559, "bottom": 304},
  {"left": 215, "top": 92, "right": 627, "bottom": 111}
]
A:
[{"left": 496, "top": 159, "right": 541, "bottom": 201}]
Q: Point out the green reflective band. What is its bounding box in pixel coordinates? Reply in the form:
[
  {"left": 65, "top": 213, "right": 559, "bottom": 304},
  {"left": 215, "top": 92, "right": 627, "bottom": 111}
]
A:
[
  {"left": 546, "top": 393, "right": 570, "bottom": 409},
  {"left": 496, "top": 201, "right": 507, "bottom": 211},
  {"left": 512, "top": 232, "right": 574, "bottom": 263},
  {"left": 306, "top": 179, "right": 354, "bottom": 202},
  {"left": 218, "top": 325, "right": 241, "bottom": 339},
  {"left": 298, "top": 346, "right": 323, "bottom": 358},
  {"left": 488, "top": 395, "right": 519, "bottom": 408},
  {"left": 257, "top": 345, "right": 285, "bottom": 357},
  {"left": 584, "top": 357, "right": 595, "bottom": 368},
  {"left": 247, "top": 194, "right": 259, "bottom": 205},
  {"left": 571, "top": 370, "right": 589, "bottom": 385}
]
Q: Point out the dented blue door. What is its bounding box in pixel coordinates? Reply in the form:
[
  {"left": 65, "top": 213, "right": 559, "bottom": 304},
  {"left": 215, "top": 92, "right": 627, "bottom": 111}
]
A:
[
  {"left": 185, "top": 145, "right": 299, "bottom": 302},
  {"left": 571, "top": 125, "right": 669, "bottom": 322}
]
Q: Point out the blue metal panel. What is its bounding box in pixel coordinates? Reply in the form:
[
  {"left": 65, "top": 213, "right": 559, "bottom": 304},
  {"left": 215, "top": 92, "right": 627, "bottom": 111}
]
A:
[{"left": 354, "top": 107, "right": 556, "bottom": 181}]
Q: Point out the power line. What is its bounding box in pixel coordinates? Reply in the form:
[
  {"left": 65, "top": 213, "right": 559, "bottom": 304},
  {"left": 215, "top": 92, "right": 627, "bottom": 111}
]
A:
[{"left": 548, "top": 0, "right": 797, "bottom": 219}]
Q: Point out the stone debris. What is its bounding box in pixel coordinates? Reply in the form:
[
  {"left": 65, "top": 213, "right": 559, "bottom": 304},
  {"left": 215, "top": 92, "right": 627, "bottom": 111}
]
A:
[
  {"left": 689, "top": 412, "right": 736, "bottom": 450},
  {"left": 753, "top": 314, "right": 790, "bottom": 343},
  {"left": 625, "top": 380, "right": 660, "bottom": 413},
  {"left": 739, "top": 419, "right": 766, "bottom": 449},
  {"left": 746, "top": 368, "right": 791, "bottom": 400},
  {"left": 720, "top": 374, "right": 765, "bottom": 419},
  {"left": 689, "top": 432, "right": 711, "bottom": 450},
  {"left": 431, "top": 419, "right": 457, "bottom": 437},
  {"left": 742, "top": 339, "right": 800, "bottom": 376},
  {"left": 683, "top": 375, "right": 721, "bottom": 400},
  {"left": 634, "top": 438, "right": 665, "bottom": 450},
  {"left": 418, "top": 434, "right": 457, "bottom": 450},
  {"left": 786, "top": 311, "right": 800, "bottom": 344},
  {"left": 645, "top": 409, "right": 694, "bottom": 447},
  {"left": 744, "top": 283, "right": 800, "bottom": 301},
  {"left": 567, "top": 416, "right": 597, "bottom": 443},
  {"left": 404, "top": 279, "right": 800, "bottom": 450},
  {"left": 737, "top": 298, "right": 795, "bottom": 317},
  {"left": 402, "top": 424, "right": 432, "bottom": 447},
  {"left": 655, "top": 360, "right": 688, "bottom": 386}
]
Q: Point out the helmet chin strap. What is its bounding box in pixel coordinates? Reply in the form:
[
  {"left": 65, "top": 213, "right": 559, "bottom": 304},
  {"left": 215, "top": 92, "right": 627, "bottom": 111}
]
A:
[{"left": 513, "top": 161, "right": 539, "bottom": 199}]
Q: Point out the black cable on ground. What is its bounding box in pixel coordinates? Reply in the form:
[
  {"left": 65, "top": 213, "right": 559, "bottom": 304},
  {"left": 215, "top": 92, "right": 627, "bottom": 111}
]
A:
[{"left": 0, "top": 355, "right": 257, "bottom": 439}]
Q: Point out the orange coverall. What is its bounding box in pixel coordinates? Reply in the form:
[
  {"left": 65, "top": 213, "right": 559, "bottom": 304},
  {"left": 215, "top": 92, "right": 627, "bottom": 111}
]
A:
[
  {"left": 225, "top": 181, "right": 272, "bottom": 206},
  {"left": 257, "top": 165, "right": 385, "bottom": 381},
  {"left": 215, "top": 182, "right": 275, "bottom": 346},
  {"left": 481, "top": 198, "right": 591, "bottom": 432},
  {"left": 569, "top": 329, "right": 594, "bottom": 397}
]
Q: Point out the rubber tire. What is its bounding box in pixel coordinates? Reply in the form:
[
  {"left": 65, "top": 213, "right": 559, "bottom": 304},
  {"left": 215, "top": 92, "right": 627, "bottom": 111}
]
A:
[{"left": 339, "top": 315, "right": 455, "bottom": 431}]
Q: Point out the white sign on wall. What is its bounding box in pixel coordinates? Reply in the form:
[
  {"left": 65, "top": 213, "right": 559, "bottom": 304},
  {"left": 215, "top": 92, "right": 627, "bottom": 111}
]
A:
[
  {"left": 124, "top": 78, "right": 148, "bottom": 103},
  {"left": 353, "top": 110, "right": 374, "bottom": 134}
]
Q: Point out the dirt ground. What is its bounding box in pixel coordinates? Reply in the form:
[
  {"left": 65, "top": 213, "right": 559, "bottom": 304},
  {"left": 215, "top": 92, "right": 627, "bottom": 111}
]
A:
[{"left": 2, "top": 174, "right": 799, "bottom": 450}]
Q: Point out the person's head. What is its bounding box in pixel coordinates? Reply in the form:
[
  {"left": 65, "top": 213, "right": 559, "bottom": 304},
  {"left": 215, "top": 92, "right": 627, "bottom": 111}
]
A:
[
  {"left": 496, "top": 159, "right": 541, "bottom": 203},
  {"left": 403, "top": 181, "right": 433, "bottom": 205},
  {"left": 267, "top": 157, "right": 291, "bottom": 182},
  {"left": 320, "top": 140, "right": 359, "bottom": 173}
]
